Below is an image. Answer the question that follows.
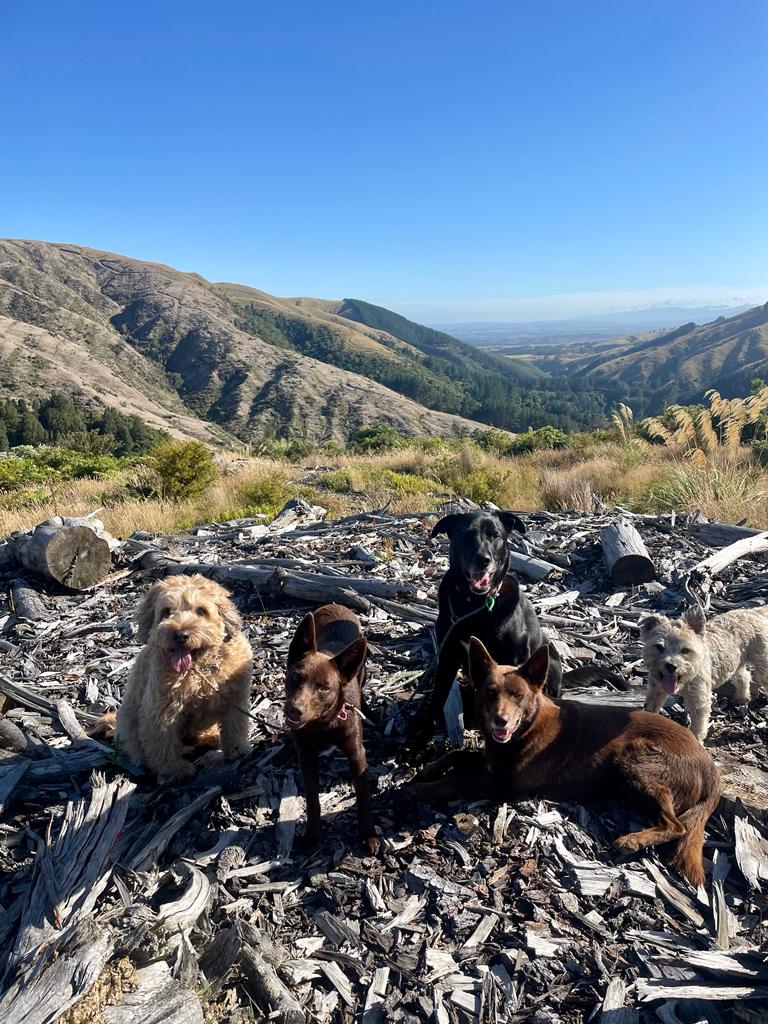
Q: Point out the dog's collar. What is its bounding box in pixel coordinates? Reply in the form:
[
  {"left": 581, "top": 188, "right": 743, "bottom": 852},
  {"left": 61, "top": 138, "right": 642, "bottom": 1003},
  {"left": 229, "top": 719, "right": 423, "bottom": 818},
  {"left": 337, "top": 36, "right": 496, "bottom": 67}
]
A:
[{"left": 448, "top": 578, "right": 505, "bottom": 623}]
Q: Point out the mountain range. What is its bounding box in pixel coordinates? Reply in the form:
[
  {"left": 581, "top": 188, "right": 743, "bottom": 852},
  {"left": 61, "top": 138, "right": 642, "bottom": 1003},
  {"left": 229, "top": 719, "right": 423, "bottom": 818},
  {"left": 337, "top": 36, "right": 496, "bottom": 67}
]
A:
[
  {"left": 0, "top": 239, "right": 765, "bottom": 441},
  {"left": 0, "top": 240, "right": 602, "bottom": 444}
]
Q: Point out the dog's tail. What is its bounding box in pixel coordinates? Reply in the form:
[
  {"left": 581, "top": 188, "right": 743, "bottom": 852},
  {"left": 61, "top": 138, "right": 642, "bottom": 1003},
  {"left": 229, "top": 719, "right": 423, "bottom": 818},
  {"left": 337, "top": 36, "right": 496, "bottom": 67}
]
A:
[
  {"left": 88, "top": 711, "right": 117, "bottom": 740},
  {"left": 561, "top": 665, "right": 630, "bottom": 692},
  {"left": 669, "top": 760, "right": 721, "bottom": 887}
]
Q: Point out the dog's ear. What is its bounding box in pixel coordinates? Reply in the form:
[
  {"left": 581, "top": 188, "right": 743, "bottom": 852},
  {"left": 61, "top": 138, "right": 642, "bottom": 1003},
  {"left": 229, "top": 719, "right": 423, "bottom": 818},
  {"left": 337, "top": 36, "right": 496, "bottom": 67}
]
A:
[
  {"left": 332, "top": 636, "right": 367, "bottom": 680},
  {"left": 217, "top": 593, "right": 243, "bottom": 641},
  {"left": 496, "top": 511, "right": 527, "bottom": 536},
  {"left": 135, "top": 581, "right": 166, "bottom": 643},
  {"left": 682, "top": 605, "right": 706, "bottom": 634},
  {"left": 639, "top": 614, "right": 666, "bottom": 639},
  {"left": 468, "top": 636, "right": 495, "bottom": 685},
  {"left": 431, "top": 514, "right": 463, "bottom": 539},
  {"left": 288, "top": 612, "right": 316, "bottom": 664},
  {"left": 519, "top": 644, "right": 549, "bottom": 691}
]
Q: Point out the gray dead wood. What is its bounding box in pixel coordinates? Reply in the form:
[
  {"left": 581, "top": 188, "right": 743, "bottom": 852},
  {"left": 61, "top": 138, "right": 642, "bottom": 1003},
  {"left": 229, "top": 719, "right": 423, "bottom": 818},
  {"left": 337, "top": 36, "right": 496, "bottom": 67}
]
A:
[
  {"left": 600, "top": 978, "right": 639, "bottom": 1023},
  {"left": 103, "top": 961, "right": 204, "bottom": 1024},
  {"left": 691, "top": 530, "right": 768, "bottom": 577},
  {"left": 713, "top": 750, "right": 768, "bottom": 822},
  {"left": 362, "top": 966, "right": 390, "bottom": 1024},
  {"left": 0, "top": 918, "right": 113, "bottom": 1024},
  {"left": 636, "top": 979, "right": 768, "bottom": 1001},
  {"left": 137, "top": 552, "right": 415, "bottom": 604},
  {"left": 269, "top": 497, "right": 327, "bottom": 533},
  {"left": 0, "top": 672, "right": 101, "bottom": 725},
  {"left": 128, "top": 787, "right": 221, "bottom": 871},
  {"left": 11, "top": 516, "right": 115, "bottom": 590},
  {"left": 689, "top": 521, "right": 765, "bottom": 547},
  {"left": 236, "top": 923, "right": 306, "bottom": 1024},
  {"left": 0, "top": 717, "right": 28, "bottom": 752},
  {"left": 601, "top": 520, "right": 656, "bottom": 585},
  {"left": 507, "top": 549, "right": 563, "bottom": 582},
  {"left": 10, "top": 577, "right": 50, "bottom": 621},
  {"left": 276, "top": 773, "right": 300, "bottom": 859},
  {"left": 156, "top": 863, "right": 211, "bottom": 935},
  {"left": 733, "top": 816, "right": 768, "bottom": 889},
  {"left": 0, "top": 759, "right": 29, "bottom": 814}
]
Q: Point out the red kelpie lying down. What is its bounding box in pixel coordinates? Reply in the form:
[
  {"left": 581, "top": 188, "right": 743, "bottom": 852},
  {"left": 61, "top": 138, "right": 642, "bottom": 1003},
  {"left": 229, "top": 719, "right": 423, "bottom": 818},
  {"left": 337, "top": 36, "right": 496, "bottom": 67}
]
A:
[
  {"left": 410, "top": 639, "right": 721, "bottom": 886},
  {"left": 284, "top": 604, "right": 379, "bottom": 855}
]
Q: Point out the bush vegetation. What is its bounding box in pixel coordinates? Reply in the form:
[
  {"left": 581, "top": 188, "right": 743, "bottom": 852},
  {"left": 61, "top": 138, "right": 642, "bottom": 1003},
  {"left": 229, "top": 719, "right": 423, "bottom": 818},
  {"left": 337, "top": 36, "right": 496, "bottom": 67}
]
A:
[{"left": 3, "top": 386, "right": 768, "bottom": 538}]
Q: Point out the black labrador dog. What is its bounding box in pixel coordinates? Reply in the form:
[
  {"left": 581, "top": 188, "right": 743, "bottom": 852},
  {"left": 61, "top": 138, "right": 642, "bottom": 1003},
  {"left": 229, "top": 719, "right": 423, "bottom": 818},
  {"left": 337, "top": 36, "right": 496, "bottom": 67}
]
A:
[{"left": 406, "top": 509, "right": 623, "bottom": 755}]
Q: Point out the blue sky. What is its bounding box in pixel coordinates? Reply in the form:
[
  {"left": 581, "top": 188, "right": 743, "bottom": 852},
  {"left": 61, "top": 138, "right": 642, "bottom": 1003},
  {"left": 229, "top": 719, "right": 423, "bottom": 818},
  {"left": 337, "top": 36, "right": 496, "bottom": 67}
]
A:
[{"left": 1, "top": 1, "right": 766, "bottom": 320}]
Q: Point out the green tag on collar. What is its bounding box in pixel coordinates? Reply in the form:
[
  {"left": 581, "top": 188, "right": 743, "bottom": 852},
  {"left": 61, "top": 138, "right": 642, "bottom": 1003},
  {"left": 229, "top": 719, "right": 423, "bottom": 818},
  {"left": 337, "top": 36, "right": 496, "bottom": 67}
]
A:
[{"left": 484, "top": 595, "right": 496, "bottom": 612}]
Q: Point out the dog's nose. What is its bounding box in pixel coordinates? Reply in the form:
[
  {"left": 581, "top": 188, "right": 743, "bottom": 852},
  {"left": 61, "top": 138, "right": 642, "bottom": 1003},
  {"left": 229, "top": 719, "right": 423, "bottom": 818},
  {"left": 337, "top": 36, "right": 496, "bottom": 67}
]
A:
[
  {"left": 174, "top": 630, "right": 190, "bottom": 645},
  {"left": 493, "top": 714, "right": 509, "bottom": 728},
  {"left": 664, "top": 661, "right": 677, "bottom": 673}
]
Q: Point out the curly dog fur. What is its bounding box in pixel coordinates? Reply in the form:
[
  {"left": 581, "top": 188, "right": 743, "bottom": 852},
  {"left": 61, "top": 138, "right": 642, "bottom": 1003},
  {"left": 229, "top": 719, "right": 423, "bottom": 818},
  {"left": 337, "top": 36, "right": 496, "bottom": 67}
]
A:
[
  {"left": 115, "top": 574, "right": 253, "bottom": 780},
  {"left": 641, "top": 605, "right": 768, "bottom": 743}
]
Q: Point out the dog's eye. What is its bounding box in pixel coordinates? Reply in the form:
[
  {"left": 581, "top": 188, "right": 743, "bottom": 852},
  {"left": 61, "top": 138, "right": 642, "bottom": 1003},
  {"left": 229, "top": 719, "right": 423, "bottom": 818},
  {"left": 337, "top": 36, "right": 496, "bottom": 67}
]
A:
[
  {"left": 654, "top": 643, "right": 665, "bottom": 652},
  {"left": 196, "top": 607, "right": 208, "bottom": 617},
  {"left": 159, "top": 608, "right": 172, "bottom": 619},
  {"left": 680, "top": 647, "right": 691, "bottom": 656}
]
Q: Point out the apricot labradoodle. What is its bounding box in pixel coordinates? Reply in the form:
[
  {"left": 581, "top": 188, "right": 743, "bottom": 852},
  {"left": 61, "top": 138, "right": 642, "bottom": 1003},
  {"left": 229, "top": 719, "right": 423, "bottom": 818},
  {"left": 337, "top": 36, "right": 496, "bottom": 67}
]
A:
[{"left": 116, "top": 574, "right": 253, "bottom": 780}]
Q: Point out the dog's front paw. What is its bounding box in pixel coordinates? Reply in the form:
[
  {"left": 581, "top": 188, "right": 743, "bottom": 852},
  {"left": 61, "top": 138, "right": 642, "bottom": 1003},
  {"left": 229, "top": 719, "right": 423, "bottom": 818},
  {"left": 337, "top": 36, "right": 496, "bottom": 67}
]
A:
[
  {"left": 614, "top": 832, "right": 643, "bottom": 853},
  {"left": 361, "top": 834, "right": 381, "bottom": 857}
]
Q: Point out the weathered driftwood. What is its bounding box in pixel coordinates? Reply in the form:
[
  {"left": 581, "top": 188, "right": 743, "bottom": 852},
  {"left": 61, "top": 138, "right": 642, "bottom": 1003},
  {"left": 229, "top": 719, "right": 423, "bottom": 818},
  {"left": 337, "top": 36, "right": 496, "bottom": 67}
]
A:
[
  {"left": 601, "top": 520, "right": 656, "bottom": 585},
  {"left": 690, "top": 530, "right": 768, "bottom": 577},
  {"left": 714, "top": 750, "right": 768, "bottom": 822},
  {"left": 10, "top": 577, "right": 50, "bottom": 621},
  {"left": 507, "top": 549, "right": 563, "bottom": 582},
  {"left": 103, "top": 962, "right": 204, "bottom": 1024},
  {"left": 10, "top": 516, "right": 115, "bottom": 590},
  {"left": 688, "top": 520, "right": 764, "bottom": 547},
  {"left": 733, "top": 816, "right": 768, "bottom": 889},
  {"left": 137, "top": 551, "right": 415, "bottom": 603},
  {"left": 236, "top": 924, "right": 306, "bottom": 1024},
  {"left": 0, "top": 759, "right": 29, "bottom": 814},
  {"left": 0, "top": 672, "right": 101, "bottom": 726},
  {"left": 128, "top": 788, "right": 222, "bottom": 871}
]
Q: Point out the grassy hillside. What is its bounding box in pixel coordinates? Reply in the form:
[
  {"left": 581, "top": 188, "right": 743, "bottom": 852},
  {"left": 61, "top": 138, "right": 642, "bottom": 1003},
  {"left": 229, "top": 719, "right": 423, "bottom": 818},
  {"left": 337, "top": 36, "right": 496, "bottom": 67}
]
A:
[{"left": 577, "top": 303, "right": 768, "bottom": 416}]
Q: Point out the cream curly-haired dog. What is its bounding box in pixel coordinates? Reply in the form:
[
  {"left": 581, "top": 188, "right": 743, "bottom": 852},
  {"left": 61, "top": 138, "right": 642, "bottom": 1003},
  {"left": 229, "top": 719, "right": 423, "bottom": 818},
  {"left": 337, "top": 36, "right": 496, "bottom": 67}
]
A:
[
  {"left": 641, "top": 605, "right": 767, "bottom": 743},
  {"left": 115, "top": 574, "right": 253, "bottom": 780}
]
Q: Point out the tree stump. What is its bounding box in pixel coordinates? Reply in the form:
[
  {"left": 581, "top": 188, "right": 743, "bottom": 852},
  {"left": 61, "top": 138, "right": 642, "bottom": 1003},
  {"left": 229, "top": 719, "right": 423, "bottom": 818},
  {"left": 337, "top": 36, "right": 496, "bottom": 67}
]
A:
[
  {"left": 13, "top": 517, "right": 114, "bottom": 590},
  {"left": 601, "top": 520, "right": 656, "bottom": 585}
]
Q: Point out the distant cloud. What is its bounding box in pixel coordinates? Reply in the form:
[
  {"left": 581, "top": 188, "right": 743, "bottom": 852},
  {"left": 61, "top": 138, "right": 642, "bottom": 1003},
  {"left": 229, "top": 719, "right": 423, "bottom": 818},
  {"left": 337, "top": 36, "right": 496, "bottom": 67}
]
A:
[{"left": 388, "top": 286, "right": 768, "bottom": 323}]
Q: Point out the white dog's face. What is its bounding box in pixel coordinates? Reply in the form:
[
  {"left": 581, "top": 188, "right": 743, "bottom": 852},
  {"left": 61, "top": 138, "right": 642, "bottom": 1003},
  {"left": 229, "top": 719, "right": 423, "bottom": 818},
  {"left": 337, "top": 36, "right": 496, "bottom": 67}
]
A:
[
  {"left": 640, "top": 612, "right": 706, "bottom": 694},
  {"left": 136, "top": 574, "right": 242, "bottom": 674}
]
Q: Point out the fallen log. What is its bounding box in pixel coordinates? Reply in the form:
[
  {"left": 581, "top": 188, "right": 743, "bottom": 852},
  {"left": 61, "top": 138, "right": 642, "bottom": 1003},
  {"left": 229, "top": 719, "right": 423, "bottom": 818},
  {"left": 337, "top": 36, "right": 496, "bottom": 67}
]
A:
[
  {"left": 688, "top": 520, "right": 764, "bottom": 547},
  {"left": 137, "top": 552, "right": 416, "bottom": 603},
  {"left": 507, "top": 549, "right": 563, "bottom": 582},
  {"left": 104, "top": 962, "right": 204, "bottom": 1024},
  {"left": 10, "top": 516, "right": 115, "bottom": 590},
  {"left": 10, "top": 577, "right": 50, "bottom": 621},
  {"left": 690, "top": 530, "right": 768, "bottom": 577},
  {"left": 236, "top": 926, "right": 306, "bottom": 1024},
  {"left": 601, "top": 520, "right": 656, "bottom": 585}
]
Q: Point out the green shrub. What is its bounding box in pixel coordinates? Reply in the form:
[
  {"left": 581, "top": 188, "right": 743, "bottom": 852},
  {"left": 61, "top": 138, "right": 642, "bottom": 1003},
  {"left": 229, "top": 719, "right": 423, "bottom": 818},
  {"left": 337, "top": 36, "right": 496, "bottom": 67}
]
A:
[
  {"left": 0, "top": 456, "right": 49, "bottom": 492},
  {"left": 508, "top": 425, "right": 568, "bottom": 455},
  {"left": 352, "top": 422, "right": 405, "bottom": 454},
  {"left": 474, "top": 428, "right": 512, "bottom": 456},
  {"left": 317, "top": 470, "right": 355, "bottom": 493},
  {"left": 151, "top": 441, "right": 218, "bottom": 500},
  {"left": 376, "top": 470, "right": 433, "bottom": 496},
  {"left": 235, "top": 472, "right": 290, "bottom": 516}
]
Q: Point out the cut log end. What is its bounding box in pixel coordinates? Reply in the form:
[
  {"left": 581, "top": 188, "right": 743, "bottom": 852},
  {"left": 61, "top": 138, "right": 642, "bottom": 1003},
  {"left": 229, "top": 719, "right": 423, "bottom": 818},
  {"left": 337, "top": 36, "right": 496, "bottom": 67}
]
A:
[
  {"left": 601, "top": 521, "right": 656, "bottom": 587},
  {"left": 17, "top": 523, "right": 112, "bottom": 590}
]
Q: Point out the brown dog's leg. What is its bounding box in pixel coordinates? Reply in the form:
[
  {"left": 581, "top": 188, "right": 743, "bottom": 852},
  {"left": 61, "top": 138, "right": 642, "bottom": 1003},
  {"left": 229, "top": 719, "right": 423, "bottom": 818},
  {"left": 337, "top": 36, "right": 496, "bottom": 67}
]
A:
[
  {"left": 614, "top": 783, "right": 686, "bottom": 853},
  {"left": 297, "top": 745, "right": 322, "bottom": 850},
  {"left": 342, "top": 727, "right": 379, "bottom": 855},
  {"left": 409, "top": 773, "right": 491, "bottom": 804}
]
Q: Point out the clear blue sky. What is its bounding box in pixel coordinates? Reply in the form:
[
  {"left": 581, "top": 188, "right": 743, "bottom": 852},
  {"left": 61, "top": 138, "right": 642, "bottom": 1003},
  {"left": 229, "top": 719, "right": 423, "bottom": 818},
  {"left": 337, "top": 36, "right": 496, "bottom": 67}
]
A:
[{"left": 1, "top": 1, "right": 766, "bottom": 320}]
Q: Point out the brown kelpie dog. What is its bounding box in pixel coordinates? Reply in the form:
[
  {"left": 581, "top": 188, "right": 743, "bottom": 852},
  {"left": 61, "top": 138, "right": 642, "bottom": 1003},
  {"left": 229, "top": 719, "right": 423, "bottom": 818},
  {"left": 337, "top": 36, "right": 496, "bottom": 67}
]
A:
[
  {"left": 284, "top": 604, "right": 379, "bottom": 855},
  {"left": 411, "top": 639, "right": 721, "bottom": 886}
]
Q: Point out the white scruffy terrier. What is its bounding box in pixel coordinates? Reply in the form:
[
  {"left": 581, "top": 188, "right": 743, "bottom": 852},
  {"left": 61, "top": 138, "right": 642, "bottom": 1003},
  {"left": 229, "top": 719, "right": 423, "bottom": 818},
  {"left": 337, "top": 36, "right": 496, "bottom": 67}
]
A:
[{"left": 640, "top": 605, "right": 767, "bottom": 743}]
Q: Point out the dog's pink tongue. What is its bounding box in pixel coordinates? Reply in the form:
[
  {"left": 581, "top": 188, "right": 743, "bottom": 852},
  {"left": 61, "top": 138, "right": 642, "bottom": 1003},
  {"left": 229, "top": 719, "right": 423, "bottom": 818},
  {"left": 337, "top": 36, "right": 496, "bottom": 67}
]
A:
[
  {"left": 170, "top": 651, "right": 192, "bottom": 673},
  {"left": 471, "top": 571, "right": 491, "bottom": 591},
  {"left": 660, "top": 673, "right": 678, "bottom": 694}
]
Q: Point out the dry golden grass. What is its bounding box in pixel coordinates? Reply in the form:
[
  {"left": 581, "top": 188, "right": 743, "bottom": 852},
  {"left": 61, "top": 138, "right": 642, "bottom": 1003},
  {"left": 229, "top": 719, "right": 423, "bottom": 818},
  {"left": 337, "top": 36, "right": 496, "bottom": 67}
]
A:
[{"left": 3, "top": 440, "right": 768, "bottom": 536}]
